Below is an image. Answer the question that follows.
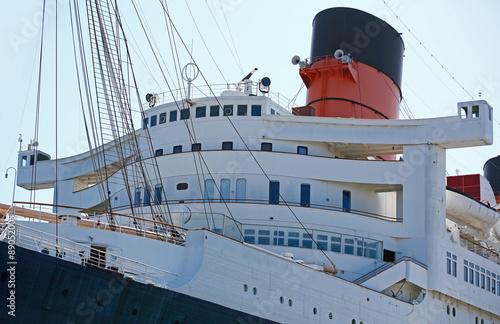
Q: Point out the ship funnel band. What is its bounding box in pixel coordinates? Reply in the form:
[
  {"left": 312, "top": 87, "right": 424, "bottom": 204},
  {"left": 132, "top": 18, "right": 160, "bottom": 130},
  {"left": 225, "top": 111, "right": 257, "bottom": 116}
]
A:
[{"left": 307, "top": 97, "right": 390, "bottom": 119}]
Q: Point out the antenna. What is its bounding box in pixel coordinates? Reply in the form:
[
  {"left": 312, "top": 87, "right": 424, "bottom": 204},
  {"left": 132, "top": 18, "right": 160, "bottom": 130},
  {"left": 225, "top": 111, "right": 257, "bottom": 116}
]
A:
[{"left": 181, "top": 63, "right": 200, "bottom": 101}]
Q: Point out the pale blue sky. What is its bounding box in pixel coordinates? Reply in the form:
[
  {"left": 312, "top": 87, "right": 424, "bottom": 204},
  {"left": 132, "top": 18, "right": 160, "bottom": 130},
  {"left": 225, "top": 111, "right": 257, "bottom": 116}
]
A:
[{"left": 1, "top": 0, "right": 500, "bottom": 205}]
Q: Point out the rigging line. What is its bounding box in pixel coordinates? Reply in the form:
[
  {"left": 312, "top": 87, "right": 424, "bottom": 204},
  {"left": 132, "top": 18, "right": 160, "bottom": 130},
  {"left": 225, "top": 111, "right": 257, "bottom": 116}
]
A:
[
  {"left": 162, "top": 0, "right": 186, "bottom": 95},
  {"left": 158, "top": 2, "right": 335, "bottom": 267},
  {"left": 205, "top": 0, "right": 244, "bottom": 74},
  {"left": 0, "top": 36, "right": 41, "bottom": 173},
  {"left": 110, "top": 1, "right": 176, "bottom": 226},
  {"left": 216, "top": 0, "right": 244, "bottom": 74},
  {"left": 183, "top": 0, "right": 229, "bottom": 84},
  {"left": 70, "top": 0, "right": 109, "bottom": 206},
  {"left": 130, "top": 0, "right": 214, "bottom": 224},
  {"left": 287, "top": 83, "right": 304, "bottom": 112},
  {"left": 30, "top": 0, "right": 48, "bottom": 206},
  {"left": 402, "top": 82, "right": 439, "bottom": 117},
  {"left": 55, "top": 0, "right": 59, "bottom": 242},
  {"left": 382, "top": 0, "right": 475, "bottom": 99},
  {"left": 405, "top": 42, "right": 461, "bottom": 100}
]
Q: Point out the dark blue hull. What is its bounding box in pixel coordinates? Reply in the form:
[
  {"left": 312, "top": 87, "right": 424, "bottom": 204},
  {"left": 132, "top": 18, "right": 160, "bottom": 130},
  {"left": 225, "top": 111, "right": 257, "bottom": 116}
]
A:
[{"left": 0, "top": 241, "right": 278, "bottom": 324}]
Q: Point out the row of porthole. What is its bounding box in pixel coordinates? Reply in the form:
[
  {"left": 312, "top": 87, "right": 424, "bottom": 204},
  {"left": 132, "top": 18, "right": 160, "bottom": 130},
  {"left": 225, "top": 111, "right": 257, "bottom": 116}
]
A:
[{"left": 242, "top": 284, "right": 364, "bottom": 323}]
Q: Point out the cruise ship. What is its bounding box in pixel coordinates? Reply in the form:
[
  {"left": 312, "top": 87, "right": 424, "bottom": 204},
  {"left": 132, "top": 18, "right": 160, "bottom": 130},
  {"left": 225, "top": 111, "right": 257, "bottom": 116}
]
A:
[{"left": 1, "top": 1, "right": 499, "bottom": 323}]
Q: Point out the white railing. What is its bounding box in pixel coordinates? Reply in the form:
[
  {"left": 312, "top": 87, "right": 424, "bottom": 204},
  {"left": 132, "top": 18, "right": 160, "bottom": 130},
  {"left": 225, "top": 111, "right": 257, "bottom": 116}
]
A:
[
  {"left": 142, "top": 83, "right": 294, "bottom": 112},
  {"left": 11, "top": 223, "right": 186, "bottom": 288}
]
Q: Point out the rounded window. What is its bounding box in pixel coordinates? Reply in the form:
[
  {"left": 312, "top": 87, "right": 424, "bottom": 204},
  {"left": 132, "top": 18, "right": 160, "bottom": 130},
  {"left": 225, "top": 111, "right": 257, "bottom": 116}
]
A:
[{"left": 243, "top": 284, "right": 248, "bottom": 292}]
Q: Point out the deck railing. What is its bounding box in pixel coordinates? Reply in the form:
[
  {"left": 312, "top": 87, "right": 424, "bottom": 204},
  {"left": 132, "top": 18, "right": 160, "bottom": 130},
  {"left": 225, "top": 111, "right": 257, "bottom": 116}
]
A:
[{"left": 8, "top": 223, "right": 186, "bottom": 288}]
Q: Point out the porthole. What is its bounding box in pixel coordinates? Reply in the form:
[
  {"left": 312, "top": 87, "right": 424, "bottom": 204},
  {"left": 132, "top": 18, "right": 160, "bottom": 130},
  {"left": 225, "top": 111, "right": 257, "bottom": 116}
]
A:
[
  {"left": 61, "top": 289, "right": 69, "bottom": 296},
  {"left": 279, "top": 296, "right": 284, "bottom": 304},
  {"left": 253, "top": 287, "right": 257, "bottom": 295},
  {"left": 131, "top": 308, "right": 138, "bottom": 316},
  {"left": 329, "top": 312, "right": 333, "bottom": 320},
  {"left": 288, "top": 299, "right": 293, "bottom": 307},
  {"left": 313, "top": 307, "right": 317, "bottom": 315},
  {"left": 452, "top": 307, "right": 456, "bottom": 317},
  {"left": 243, "top": 284, "right": 248, "bottom": 292},
  {"left": 352, "top": 320, "right": 356, "bottom": 324},
  {"left": 446, "top": 305, "right": 450, "bottom": 315}
]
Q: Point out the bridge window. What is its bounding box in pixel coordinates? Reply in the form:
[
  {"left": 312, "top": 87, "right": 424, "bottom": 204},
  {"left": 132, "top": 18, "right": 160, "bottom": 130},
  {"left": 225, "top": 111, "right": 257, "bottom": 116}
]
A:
[
  {"left": 297, "top": 146, "right": 308, "bottom": 155},
  {"left": 173, "top": 145, "right": 182, "bottom": 153},
  {"left": 269, "top": 180, "right": 280, "bottom": 204},
  {"left": 196, "top": 106, "right": 206, "bottom": 118},
  {"left": 223, "top": 105, "right": 233, "bottom": 116},
  {"left": 155, "top": 149, "right": 163, "bottom": 156},
  {"left": 251, "top": 105, "right": 261, "bottom": 116},
  {"left": 236, "top": 178, "right": 246, "bottom": 202},
  {"left": 150, "top": 115, "right": 157, "bottom": 127},
  {"left": 159, "top": 112, "right": 166, "bottom": 124},
  {"left": 220, "top": 179, "right": 230, "bottom": 202},
  {"left": 176, "top": 183, "right": 188, "bottom": 190},
  {"left": 143, "top": 117, "right": 148, "bottom": 129},
  {"left": 180, "top": 108, "right": 190, "bottom": 120},
  {"left": 169, "top": 110, "right": 177, "bottom": 122},
  {"left": 210, "top": 105, "right": 219, "bottom": 117},
  {"left": 237, "top": 105, "right": 247, "bottom": 116}
]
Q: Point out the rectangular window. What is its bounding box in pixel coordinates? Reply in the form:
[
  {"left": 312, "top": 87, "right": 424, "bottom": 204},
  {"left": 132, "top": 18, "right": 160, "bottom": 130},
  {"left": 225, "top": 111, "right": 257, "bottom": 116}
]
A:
[
  {"left": 30, "top": 155, "right": 35, "bottom": 165},
  {"left": 154, "top": 184, "right": 162, "bottom": 205},
  {"left": 342, "top": 190, "right": 351, "bottom": 212},
  {"left": 464, "top": 260, "right": 468, "bottom": 282},
  {"left": 297, "top": 146, "right": 308, "bottom": 155},
  {"left": 258, "top": 230, "right": 270, "bottom": 245},
  {"left": 210, "top": 105, "right": 219, "bottom": 116},
  {"left": 236, "top": 178, "right": 246, "bottom": 202},
  {"left": 469, "top": 262, "right": 474, "bottom": 284},
  {"left": 460, "top": 106, "right": 468, "bottom": 119},
  {"left": 237, "top": 105, "right": 247, "bottom": 116},
  {"left": 155, "top": 149, "right": 163, "bottom": 156},
  {"left": 251, "top": 105, "right": 261, "bottom": 116},
  {"left": 204, "top": 179, "right": 215, "bottom": 202},
  {"left": 21, "top": 156, "right": 27, "bottom": 167},
  {"left": 220, "top": 178, "right": 230, "bottom": 202},
  {"left": 316, "top": 234, "right": 328, "bottom": 251},
  {"left": 169, "top": 110, "right": 177, "bottom": 122},
  {"left": 452, "top": 254, "right": 457, "bottom": 277},
  {"left": 223, "top": 105, "right": 233, "bottom": 116},
  {"left": 343, "top": 236, "right": 354, "bottom": 255},
  {"left": 330, "top": 234, "right": 341, "bottom": 253},
  {"left": 270, "top": 108, "right": 275, "bottom": 115},
  {"left": 475, "top": 265, "right": 480, "bottom": 287},
  {"left": 364, "top": 239, "right": 382, "bottom": 259},
  {"left": 173, "top": 145, "right": 182, "bottom": 153},
  {"left": 144, "top": 187, "right": 151, "bottom": 206},
  {"left": 150, "top": 115, "right": 157, "bottom": 127},
  {"left": 300, "top": 183, "right": 311, "bottom": 207},
  {"left": 222, "top": 141, "right": 233, "bottom": 150},
  {"left": 244, "top": 229, "right": 255, "bottom": 244},
  {"left": 196, "top": 106, "right": 206, "bottom": 118},
  {"left": 481, "top": 268, "right": 486, "bottom": 289},
  {"left": 287, "top": 232, "right": 299, "bottom": 247},
  {"left": 261, "top": 142, "right": 272, "bottom": 151},
  {"left": 143, "top": 117, "right": 149, "bottom": 129},
  {"left": 180, "top": 109, "right": 190, "bottom": 120},
  {"left": 273, "top": 231, "right": 285, "bottom": 246},
  {"left": 302, "top": 233, "right": 312, "bottom": 249},
  {"left": 269, "top": 180, "right": 280, "bottom": 204},
  {"left": 159, "top": 112, "right": 167, "bottom": 124},
  {"left": 472, "top": 105, "right": 479, "bottom": 118},
  {"left": 192, "top": 143, "right": 201, "bottom": 151},
  {"left": 134, "top": 188, "right": 141, "bottom": 207}
]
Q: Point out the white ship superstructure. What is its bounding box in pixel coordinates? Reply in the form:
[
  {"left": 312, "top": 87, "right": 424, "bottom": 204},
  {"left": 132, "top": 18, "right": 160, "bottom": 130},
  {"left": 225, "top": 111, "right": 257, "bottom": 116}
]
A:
[{"left": 1, "top": 3, "right": 500, "bottom": 324}]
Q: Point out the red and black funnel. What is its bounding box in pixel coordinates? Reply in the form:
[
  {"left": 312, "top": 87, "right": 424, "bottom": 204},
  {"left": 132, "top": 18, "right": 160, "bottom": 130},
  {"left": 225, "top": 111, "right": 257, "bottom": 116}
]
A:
[{"left": 298, "top": 7, "right": 405, "bottom": 119}]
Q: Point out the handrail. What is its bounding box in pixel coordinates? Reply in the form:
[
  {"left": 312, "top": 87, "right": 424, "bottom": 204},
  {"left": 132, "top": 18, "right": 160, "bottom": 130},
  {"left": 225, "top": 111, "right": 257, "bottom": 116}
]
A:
[
  {"left": 460, "top": 233, "right": 500, "bottom": 265},
  {"left": 116, "top": 199, "right": 402, "bottom": 223},
  {"left": 353, "top": 256, "right": 427, "bottom": 285},
  {"left": 10, "top": 223, "right": 186, "bottom": 287}
]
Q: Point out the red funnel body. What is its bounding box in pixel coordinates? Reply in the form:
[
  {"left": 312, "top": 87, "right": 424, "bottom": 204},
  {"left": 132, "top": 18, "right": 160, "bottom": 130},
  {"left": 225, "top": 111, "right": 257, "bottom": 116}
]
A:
[{"left": 300, "top": 56, "right": 401, "bottom": 119}]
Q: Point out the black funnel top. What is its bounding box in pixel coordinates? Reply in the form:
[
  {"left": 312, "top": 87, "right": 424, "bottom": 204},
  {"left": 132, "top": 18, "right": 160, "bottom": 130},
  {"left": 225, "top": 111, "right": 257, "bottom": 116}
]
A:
[
  {"left": 484, "top": 156, "right": 500, "bottom": 194},
  {"left": 310, "top": 7, "right": 405, "bottom": 88}
]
